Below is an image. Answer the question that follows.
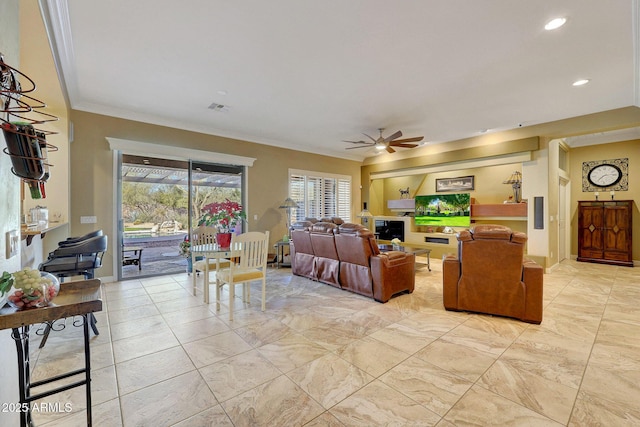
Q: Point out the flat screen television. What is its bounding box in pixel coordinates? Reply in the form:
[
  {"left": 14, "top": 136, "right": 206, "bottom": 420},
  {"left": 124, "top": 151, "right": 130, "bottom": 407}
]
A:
[{"left": 414, "top": 193, "right": 471, "bottom": 227}]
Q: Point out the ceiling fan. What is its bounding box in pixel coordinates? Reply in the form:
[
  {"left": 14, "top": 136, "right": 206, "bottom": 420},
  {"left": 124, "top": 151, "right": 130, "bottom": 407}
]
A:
[{"left": 344, "top": 128, "right": 424, "bottom": 153}]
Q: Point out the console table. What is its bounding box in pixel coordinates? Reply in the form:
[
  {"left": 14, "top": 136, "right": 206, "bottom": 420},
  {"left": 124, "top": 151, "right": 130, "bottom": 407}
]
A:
[{"left": 0, "top": 279, "right": 103, "bottom": 427}]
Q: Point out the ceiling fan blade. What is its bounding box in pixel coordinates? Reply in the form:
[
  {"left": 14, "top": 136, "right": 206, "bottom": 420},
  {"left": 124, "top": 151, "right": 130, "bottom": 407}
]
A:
[
  {"left": 390, "top": 136, "right": 424, "bottom": 144},
  {"left": 362, "top": 133, "right": 377, "bottom": 143},
  {"left": 385, "top": 145, "right": 395, "bottom": 153},
  {"left": 384, "top": 130, "right": 403, "bottom": 142},
  {"left": 345, "top": 145, "right": 373, "bottom": 150},
  {"left": 342, "top": 140, "right": 369, "bottom": 144},
  {"left": 391, "top": 143, "right": 419, "bottom": 148}
]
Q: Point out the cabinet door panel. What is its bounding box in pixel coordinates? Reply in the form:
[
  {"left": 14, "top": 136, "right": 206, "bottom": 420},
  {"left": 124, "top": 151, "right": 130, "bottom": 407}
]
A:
[
  {"left": 603, "top": 205, "right": 631, "bottom": 258},
  {"left": 579, "top": 206, "right": 604, "bottom": 254}
]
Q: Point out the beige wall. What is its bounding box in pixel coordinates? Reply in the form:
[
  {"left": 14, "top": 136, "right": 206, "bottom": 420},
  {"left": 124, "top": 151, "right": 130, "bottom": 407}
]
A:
[
  {"left": 20, "top": 0, "right": 70, "bottom": 226},
  {"left": 0, "top": 1, "right": 22, "bottom": 423},
  {"left": 376, "top": 163, "right": 522, "bottom": 215},
  {"left": 69, "top": 110, "right": 362, "bottom": 279},
  {"left": 20, "top": 0, "right": 71, "bottom": 257},
  {"left": 568, "top": 139, "right": 640, "bottom": 259},
  {"left": 365, "top": 136, "right": 640, "bottom": 267}
]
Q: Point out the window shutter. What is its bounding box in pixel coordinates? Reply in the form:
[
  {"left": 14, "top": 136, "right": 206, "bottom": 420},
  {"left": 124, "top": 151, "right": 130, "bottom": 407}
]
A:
[
  {"left": 337, "top": 178, "right": 351, "bottom": 221},
  {"left": 307, "top": 176, "right": 322, "bottom": 219},
  {"left": 290, "top": 174, "right": 305, "bottom": 222},
  {"left": 323, "top": 178, "right": 336, "bottom": 218},
  {"left": 288, "top": 170, "right": 351, "bottom": 223}
]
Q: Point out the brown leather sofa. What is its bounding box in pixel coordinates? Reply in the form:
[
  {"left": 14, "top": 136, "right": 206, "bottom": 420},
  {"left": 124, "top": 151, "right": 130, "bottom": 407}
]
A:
[
  {"left": 442, "top": 224, "right": 543, "bottom": 324},
  {"left": 310, "top": 222, "right": 341, "bottom": 287},
  {"left": 290, "top": 221, "right": 415, "bottom": 302},
  {"left": 290, "top": 220, "right": 316, "bottom": 279}
]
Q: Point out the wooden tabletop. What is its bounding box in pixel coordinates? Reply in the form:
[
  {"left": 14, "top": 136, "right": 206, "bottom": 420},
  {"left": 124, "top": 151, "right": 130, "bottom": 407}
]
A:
[{"left": 0, "top": 279, "right": 102, "bottom": 330}]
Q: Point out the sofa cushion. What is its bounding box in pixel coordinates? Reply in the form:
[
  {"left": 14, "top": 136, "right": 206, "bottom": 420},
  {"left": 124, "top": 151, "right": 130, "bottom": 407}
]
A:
[{"left": 310, "top": 222, "right": 340, "bottom": 287}]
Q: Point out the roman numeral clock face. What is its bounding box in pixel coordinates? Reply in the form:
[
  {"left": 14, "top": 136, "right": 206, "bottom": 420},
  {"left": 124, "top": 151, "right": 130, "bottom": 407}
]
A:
[{"left": 587, "top": 164, "right": 622, "bottom": 187}]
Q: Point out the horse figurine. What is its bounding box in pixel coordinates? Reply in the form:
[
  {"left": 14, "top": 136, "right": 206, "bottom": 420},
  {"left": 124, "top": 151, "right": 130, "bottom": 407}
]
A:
[{"left": 399, "top": 187, "right": 410, "bottom": 199}]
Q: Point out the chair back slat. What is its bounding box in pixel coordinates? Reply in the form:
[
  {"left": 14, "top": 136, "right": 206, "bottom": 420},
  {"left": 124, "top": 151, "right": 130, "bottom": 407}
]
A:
[
  {"left": 191, "top": 225, "right": 218, "bottom": 246},
  {"left": 231, "top": 231, "right": 270, "bottom": 270}
]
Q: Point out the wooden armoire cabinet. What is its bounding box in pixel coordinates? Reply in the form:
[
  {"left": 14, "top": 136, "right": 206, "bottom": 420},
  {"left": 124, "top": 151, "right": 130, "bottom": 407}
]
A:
[{"left": 577, "top": 200, "right": 633, "bottom": 267}]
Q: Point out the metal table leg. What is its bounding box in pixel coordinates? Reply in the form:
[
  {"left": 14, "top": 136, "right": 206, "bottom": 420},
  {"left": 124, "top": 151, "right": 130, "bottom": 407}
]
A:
[{"left": 12, "top": 314, "right": 93, "bottom": 427}]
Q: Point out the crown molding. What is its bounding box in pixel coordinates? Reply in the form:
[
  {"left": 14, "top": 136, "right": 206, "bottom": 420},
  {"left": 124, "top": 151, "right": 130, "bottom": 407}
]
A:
[{"left": 38, "top": 0, "right": 76, "bottom": 107}]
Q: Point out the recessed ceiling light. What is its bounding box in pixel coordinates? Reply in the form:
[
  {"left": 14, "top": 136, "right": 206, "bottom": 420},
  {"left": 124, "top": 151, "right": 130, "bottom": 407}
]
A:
[
  {"left": 572, "top": 79, "right": 590, "bottom": 86},
  {"left": 545, "top": 17, "right": 566, "bottom": 30},
  {"left": 479, "top": 129, "right": 489, "bottom": 134},
  {"left": 217, "top": 90, "right": 228, "bottom": 96}
]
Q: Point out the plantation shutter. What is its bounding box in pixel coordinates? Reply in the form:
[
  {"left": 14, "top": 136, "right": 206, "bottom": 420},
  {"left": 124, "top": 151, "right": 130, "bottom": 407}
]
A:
[
  {"left": 288, "top": 169, "right": 352, "bottom": 222},
  {"left": 323, "top": 178, "right": 336, "bottom": 218},
  {"left": 337, "top": 178, "right": 351, "bottom": 220},
  {"left": 307, "top": 176, "right": 322, "bottom": 219},
  {"left": 290, "top": 174, "right": 305, "bottom": 222}
]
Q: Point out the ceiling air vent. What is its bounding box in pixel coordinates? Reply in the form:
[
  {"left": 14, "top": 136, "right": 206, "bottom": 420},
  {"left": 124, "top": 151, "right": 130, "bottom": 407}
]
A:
[{"left": 208, "top": 102, "right": 228, "bottom": 112}]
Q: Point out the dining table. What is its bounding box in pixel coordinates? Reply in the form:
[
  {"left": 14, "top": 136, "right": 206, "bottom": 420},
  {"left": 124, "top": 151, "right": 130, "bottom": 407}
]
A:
[{"left": 190, "top": 243, "right": 239, "bottom": 304}]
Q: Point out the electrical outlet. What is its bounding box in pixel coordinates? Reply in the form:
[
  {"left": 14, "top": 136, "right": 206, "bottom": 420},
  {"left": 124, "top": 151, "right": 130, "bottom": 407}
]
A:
[
  {"left": 6, "top": 230, "right": 19, "bottom": 258},
  {"left": 80, "top": 216, "right": 97, "bottom": 224}
]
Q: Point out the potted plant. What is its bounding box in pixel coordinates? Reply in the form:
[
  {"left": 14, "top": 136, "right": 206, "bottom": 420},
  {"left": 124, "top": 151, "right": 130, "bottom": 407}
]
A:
[
  {"left": 198, "top": 199, "right": 246, "bottom": 248},
  {"left": 179, "top": 236, "right": 197, "bottom": 273},
  {"left": 179, "top": 237, "right": 191, "bottom": 258}
]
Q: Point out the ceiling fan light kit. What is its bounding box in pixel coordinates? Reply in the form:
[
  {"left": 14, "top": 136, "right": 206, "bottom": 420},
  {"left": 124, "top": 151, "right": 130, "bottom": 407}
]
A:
[{"left": 344, "top": 128, "right": 424, "bottom": 154}]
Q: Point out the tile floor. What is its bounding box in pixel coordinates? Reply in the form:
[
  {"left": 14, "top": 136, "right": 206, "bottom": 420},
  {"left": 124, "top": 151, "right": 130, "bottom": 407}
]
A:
[{"left": 26, "top": 258, "right": 640, "bottom": 426}]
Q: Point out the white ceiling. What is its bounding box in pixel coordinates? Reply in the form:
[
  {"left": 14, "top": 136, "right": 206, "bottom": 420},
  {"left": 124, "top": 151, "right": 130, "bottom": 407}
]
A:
[{"left": 41, "top": 0, "right": 639, "bottom": 161}]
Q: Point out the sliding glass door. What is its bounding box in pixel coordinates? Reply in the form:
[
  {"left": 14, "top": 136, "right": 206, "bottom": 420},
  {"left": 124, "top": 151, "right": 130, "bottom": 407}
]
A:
[{"left": 117, "top": 155, "right": 244, "bottom": 280}]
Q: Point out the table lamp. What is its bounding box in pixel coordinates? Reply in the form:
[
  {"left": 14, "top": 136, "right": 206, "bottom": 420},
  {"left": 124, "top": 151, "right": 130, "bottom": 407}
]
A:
[
  {"left": 503, "top": 171, "right": 522, "bottom": 203},
  {"left": 279, "top": 197, "right": 298, "bottom": 238},
  {"left": 357, "top": 202, "right": 373, "bottom": 227}
]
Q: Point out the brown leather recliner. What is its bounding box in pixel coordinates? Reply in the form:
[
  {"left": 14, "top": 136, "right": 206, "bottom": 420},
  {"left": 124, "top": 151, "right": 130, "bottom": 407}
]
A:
[
  {"left": 309, "top": 222, "right": 340, "bottom": 287},
  {"left": 335, "top": 223, "right": 415, "bottom": 302},
  {"left": 290, "top": 221, "right": 315, "bottom": 279},
  {"left": 442, "top": 224, "right": 543, "bottom": 324}
]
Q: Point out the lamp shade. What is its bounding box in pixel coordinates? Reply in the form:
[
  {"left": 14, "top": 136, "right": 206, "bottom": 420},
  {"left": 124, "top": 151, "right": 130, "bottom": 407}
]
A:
[
  {"left": 357, "top": 202, "right": 373, "bottom": 218},
  {"left": 279, "top": 197, "right": 298, "bottom": 209},
  {"left": 503, "top": 171, "right": 522, "bottom": 184}
]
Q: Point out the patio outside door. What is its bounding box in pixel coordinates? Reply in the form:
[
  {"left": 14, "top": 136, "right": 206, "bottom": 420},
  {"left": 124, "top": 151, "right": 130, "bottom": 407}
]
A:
[{"left": 117, "top": 155, "right": 244, "bottom": 280}]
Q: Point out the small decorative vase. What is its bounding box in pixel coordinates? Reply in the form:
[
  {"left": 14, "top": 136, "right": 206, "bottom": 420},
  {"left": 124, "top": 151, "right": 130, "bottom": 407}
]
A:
[{"left": 216, "top": 232, "right": 232, "bottom": 248}]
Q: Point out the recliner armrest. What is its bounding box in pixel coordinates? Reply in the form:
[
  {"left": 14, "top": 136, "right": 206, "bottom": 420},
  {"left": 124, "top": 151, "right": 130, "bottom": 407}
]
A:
[
  {"left": 442, "top": 254, "right": 461, "bottom": 310},
  {"left": 522, "top": 259, "right": 544, "bottom": 324},
  {"left": 370, "top": 252, "right": 415, "bottom": 302}
]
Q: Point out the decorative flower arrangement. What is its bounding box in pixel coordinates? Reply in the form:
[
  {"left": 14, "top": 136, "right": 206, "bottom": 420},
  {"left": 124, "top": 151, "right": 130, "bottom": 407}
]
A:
[
  {"left": 390, "top": 238, "right": 402, "bottom": 246},
  {"left": 198, "top": 199, "right": 246, "bottom": 232},
  {"left": 179, "top": 237, "right": 191, "bottom": 258}
]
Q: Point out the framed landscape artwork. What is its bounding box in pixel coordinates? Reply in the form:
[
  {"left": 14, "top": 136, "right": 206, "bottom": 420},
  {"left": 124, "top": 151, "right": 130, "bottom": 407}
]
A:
[{"left": 436, "top": 176, "right": 475, "bottom": 192}]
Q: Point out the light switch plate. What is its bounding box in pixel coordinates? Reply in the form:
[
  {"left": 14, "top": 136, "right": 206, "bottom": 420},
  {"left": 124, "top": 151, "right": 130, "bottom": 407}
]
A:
[
  {"left": 80, "top": 216, "right": 97, "bottom": 224},
  {"left": 6, "top": 229, "right": 19, "bottom": 258}
]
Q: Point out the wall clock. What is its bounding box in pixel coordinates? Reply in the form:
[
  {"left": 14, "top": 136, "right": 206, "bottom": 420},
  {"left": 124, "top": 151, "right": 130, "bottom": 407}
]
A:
[
  {"left": 582, "top": 158, "right": 628, "bottom": 192},
  {"left": 587, "top": 163, "right": 623, "bottom": 187}
]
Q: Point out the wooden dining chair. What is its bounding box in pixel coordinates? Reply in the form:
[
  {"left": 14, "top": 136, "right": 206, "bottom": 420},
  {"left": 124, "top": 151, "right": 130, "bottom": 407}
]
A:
[
  {"left": 215, "top": 231, "right": 270, "bottom": 321},
  {"left": 191, "top": 225, "right": 230, "bottom": 302}
]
